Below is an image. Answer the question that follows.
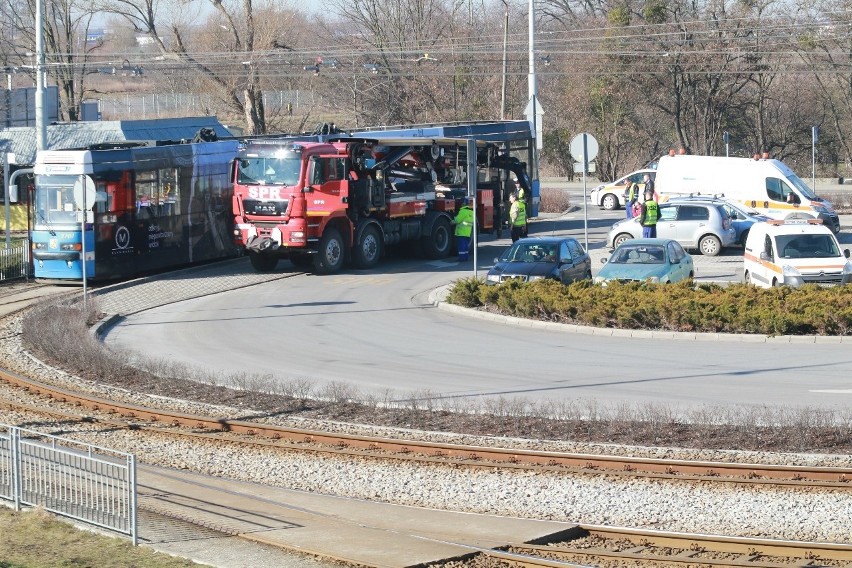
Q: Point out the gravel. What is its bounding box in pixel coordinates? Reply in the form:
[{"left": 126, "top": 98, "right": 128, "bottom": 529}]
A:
[{"left": 2, "top": 308, "right": 852, "bottom": 545}]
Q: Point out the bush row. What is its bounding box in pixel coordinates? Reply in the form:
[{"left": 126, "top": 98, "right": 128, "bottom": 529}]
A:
[{"left": 446, "top": 278, "right": 852, "bottom": 336}]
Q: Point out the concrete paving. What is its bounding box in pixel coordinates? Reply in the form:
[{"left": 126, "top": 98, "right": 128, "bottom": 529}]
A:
[{"left": 137, "top": 463, "right": 575, "bottom": 568}]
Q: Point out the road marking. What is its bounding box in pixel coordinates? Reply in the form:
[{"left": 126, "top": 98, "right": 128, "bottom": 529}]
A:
[{"left": 810, "top": 389, "right": 852, "bottom": 394}]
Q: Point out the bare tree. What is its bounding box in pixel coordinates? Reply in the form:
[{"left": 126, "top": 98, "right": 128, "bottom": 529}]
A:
[
  {"left": 102, "top": 0, "right": 305, "bottom": 134},
  {"left": 320, "top": 0, "right": 476, "bottom": 124}
]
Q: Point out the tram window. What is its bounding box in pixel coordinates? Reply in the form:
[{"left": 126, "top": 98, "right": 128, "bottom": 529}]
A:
[
  {"left": 136, "top": 170, "right": 157, "bottom": 213},
  {"left": 158, "top": 168, "right": 179, "bottom": 216}
]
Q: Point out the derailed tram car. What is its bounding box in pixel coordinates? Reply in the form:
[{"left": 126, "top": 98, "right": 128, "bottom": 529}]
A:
[{"left": 32, "top": 139, "right": 240, "bottom": 281}]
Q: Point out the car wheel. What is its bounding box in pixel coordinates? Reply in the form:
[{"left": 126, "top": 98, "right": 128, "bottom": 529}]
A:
[
  {"left": 739, "top": 229, "right": 749, "bottom": 247},
  {"left": 699, "top": 234, "right": 722, "bottom": 256},
  {"left": 613, "top": 233, "right": 633, "bottom": 247},
  {"left": 744, "top": 270, "right": 751, "bottom": 284},
  {"left": 602, "top": 193, "right": 619, "bottom": 210}
]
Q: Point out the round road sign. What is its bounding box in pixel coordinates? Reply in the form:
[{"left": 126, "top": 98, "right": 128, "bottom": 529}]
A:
[{"left": 569, "top": 133, "right": 599, "bottom": 163}]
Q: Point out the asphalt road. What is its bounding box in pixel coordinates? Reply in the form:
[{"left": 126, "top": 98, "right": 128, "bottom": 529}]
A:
[{"left": 103, "top": 201, "right": 852, "bottom": 415}]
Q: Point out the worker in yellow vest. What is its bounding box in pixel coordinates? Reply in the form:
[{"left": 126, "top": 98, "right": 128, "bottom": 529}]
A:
[
  {"left": 452, "top": 196, "right": 475, "bottom": 261},
  {"left": 509, "top": 192, "right": 527, "bottom": 242},
  {"left": 639, "top": 188, "right": 659, "bottom": 238}
]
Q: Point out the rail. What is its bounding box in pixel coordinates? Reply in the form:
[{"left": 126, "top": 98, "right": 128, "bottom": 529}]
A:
[{"left": 2, "top": 367, "right": 851, "bottom": 489}]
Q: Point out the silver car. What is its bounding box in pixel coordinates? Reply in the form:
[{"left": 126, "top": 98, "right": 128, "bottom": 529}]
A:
[{"left": 606, "top": 200, "right": 737, "bottom": 256}]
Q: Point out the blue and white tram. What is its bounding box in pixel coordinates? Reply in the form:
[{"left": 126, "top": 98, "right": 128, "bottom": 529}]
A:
[{"left": 32, "top": 139, "right": 240, "bottom": 281}]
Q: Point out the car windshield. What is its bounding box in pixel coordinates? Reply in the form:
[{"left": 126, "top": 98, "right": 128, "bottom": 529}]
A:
[
  {"left": 502, "top": 242, "right": 558, "bottom": 262},
  {"left": 776, "top": 234, "right": 841, "bottom": 258},
  {"left": 610, "top": 245, "right": 666, "bottom": 264}
]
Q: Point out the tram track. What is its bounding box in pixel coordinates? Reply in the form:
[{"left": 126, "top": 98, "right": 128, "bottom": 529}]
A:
[
  {"left": 2, "top": 365, "right": 851, "bottom": 490},
  {"left": 9, "top": 391, "right": 852, "bottom": 568},
  {"left": 4, "top": 282, "right": 852, "bottom": 566},
  {"left": 489, "top": 525, "right": 852, "bottom": 567}
]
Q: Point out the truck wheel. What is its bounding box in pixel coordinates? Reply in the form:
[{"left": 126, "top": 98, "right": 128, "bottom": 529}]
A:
[
  {"left": 249, "top": 251, "right": 279, "bottom": 272},
  {"left": 421, "top": 217, "right": 451, "bottom": 259},
  {"left": 289, "top": 253, "right": 312, "bottom": 268},
  {"left": 354, "top": 225, "right": 383, "bottom": 269},
  {"left": 699, "top": 234, "right": 721, "bottom": 256},
  {"left": 602, "top": 193, "right": 619, "bottom": 210},
  {"left": 313, "top": 228, "right": 345, "bottom": 274}
]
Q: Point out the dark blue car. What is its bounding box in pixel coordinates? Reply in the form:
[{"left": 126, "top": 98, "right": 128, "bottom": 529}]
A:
[{"left": 486, "top": 237, "right": 592, "bottom": 285}]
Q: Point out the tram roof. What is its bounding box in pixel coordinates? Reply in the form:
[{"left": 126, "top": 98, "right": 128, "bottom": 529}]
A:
[
  {"left": 0, "top": 116, "right": 233, "bottom": 166},
  {"left": 351, "top": 120, "right": 533, "bottom": 145}
]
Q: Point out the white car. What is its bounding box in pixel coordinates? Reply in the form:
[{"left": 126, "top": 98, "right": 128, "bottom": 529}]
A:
[
  {"left": 589, "top": 169, "right": 656, "bottom": 211},
  {"left": 743, "top": 219, "right": 852, "bottom": 288}
]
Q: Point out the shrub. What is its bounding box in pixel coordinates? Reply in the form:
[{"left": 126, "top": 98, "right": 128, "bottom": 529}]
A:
[
  {"left": 538, "top": 187, "right": 572, "bottom": 213},
  {"left": 448, "top": 279, "right": 852, "bottom": 335}
]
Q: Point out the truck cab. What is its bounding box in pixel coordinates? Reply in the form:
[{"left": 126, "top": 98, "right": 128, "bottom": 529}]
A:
[{"left": 743, "top": 219, "right": 852, "bottom": 288}]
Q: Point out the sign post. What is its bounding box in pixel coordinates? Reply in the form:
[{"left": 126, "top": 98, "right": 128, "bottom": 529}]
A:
[
  {"left": 3, "top": 152, "right": 14, "bottom": 248},
  {"left": 467, "top": 139, "right": 478, "bottom": 277},
  {"left": 569, "top": 133, "right": 599, "bottom": 249},
  {"left": 74, "top": 175, "right": 95, "bottom": 311},
  {"left": 812, "top": 125, "right": 818, "bottom": 190}
]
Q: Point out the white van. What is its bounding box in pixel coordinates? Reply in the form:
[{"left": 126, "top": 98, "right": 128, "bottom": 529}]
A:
[
  {"left": 743, "top": 219, "right": 851, "bottom": 288},
  {"left": 654, "top": 154, "right": 840, "bottom": 233}
]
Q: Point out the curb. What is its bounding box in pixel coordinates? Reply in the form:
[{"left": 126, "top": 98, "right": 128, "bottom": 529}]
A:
[{"left": 429, "top": 284, "right": 851, "bottom": 344}]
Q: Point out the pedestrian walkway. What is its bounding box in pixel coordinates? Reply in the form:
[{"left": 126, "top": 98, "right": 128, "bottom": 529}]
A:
[{"left": 138, "top": 463, "right": 575, "bottom": 567}]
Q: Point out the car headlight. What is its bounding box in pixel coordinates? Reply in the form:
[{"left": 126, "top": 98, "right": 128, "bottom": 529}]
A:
[
  {"left": 812, "top": 204, "right": 828, "bottom": 214},
  {"left": 842, "top": 261, "right": 852, "bottom": 285},
  {"left": 486, "top": 273, "right": 500, "bottom": 283},
  {"left": 647, "top": 276, "right": 660, "bottom": 283},
  {"left": 781, "top": 264, "right": 804, "bottom": 287},
  {"left": 528, "top": 275, "right": 545, "bottom": 282},
  {"left": 593, "top": 276, "right": 605, "bottom": 285},
  {"left": 782, "top": 264, "right": 802, "bottom": 277}
]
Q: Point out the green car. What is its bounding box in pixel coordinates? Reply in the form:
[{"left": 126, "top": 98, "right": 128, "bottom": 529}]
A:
[{"left": 594, "top": 238, "right": 694, "bottom": 284}]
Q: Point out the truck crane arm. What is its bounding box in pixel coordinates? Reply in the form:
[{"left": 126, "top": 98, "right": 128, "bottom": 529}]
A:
[{"left": 486, "top": 154, "right": 532, "bottom": 197}]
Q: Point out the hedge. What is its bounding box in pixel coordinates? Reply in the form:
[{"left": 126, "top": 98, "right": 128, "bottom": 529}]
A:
[{"left": 445, "top": 278, "right": 852, "bottom": 336}]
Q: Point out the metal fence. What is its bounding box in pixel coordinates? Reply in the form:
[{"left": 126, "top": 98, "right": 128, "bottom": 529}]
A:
[
  {"left": 0, "top": 239, "right": 30, "bottom": 281},
  {"left": 0, "top": 424, "right": 137, "bottom": 544}
]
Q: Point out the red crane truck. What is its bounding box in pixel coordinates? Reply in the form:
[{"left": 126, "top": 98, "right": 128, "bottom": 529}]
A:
[{"left": 232, "top": 125, "right": 533, "bottom": 273}]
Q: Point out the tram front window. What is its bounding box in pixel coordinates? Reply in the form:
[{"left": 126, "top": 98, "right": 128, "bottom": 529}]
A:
[{"left": 35, "top": 175, "right": 82, "bottom": 226}]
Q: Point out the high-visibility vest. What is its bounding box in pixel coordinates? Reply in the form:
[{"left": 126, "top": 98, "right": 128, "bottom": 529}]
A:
[
  {"left": 454, "top": 206, "right": 474, "bottom": 237},
  {"left": 642, "top": 200, "right": 659, "bottom": 225},
  {"left": 511, "top": 201, "right": 527, "bottom": 227}
]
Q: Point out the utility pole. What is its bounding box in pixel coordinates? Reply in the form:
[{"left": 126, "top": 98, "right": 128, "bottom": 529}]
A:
[
  {"left": 35, "top": 0, "right": 46, "bottom": 151},
  {"left": 501, "top": 0, "right": 508, "bottom": 120}
]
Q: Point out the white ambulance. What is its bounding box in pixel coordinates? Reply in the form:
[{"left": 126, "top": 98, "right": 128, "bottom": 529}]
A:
[
  {"left": 654, "top": 154, "right": 840, "bottom": 234},
  {"left": 743, "top": 219, "right": 852, "bottom": 288}
]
